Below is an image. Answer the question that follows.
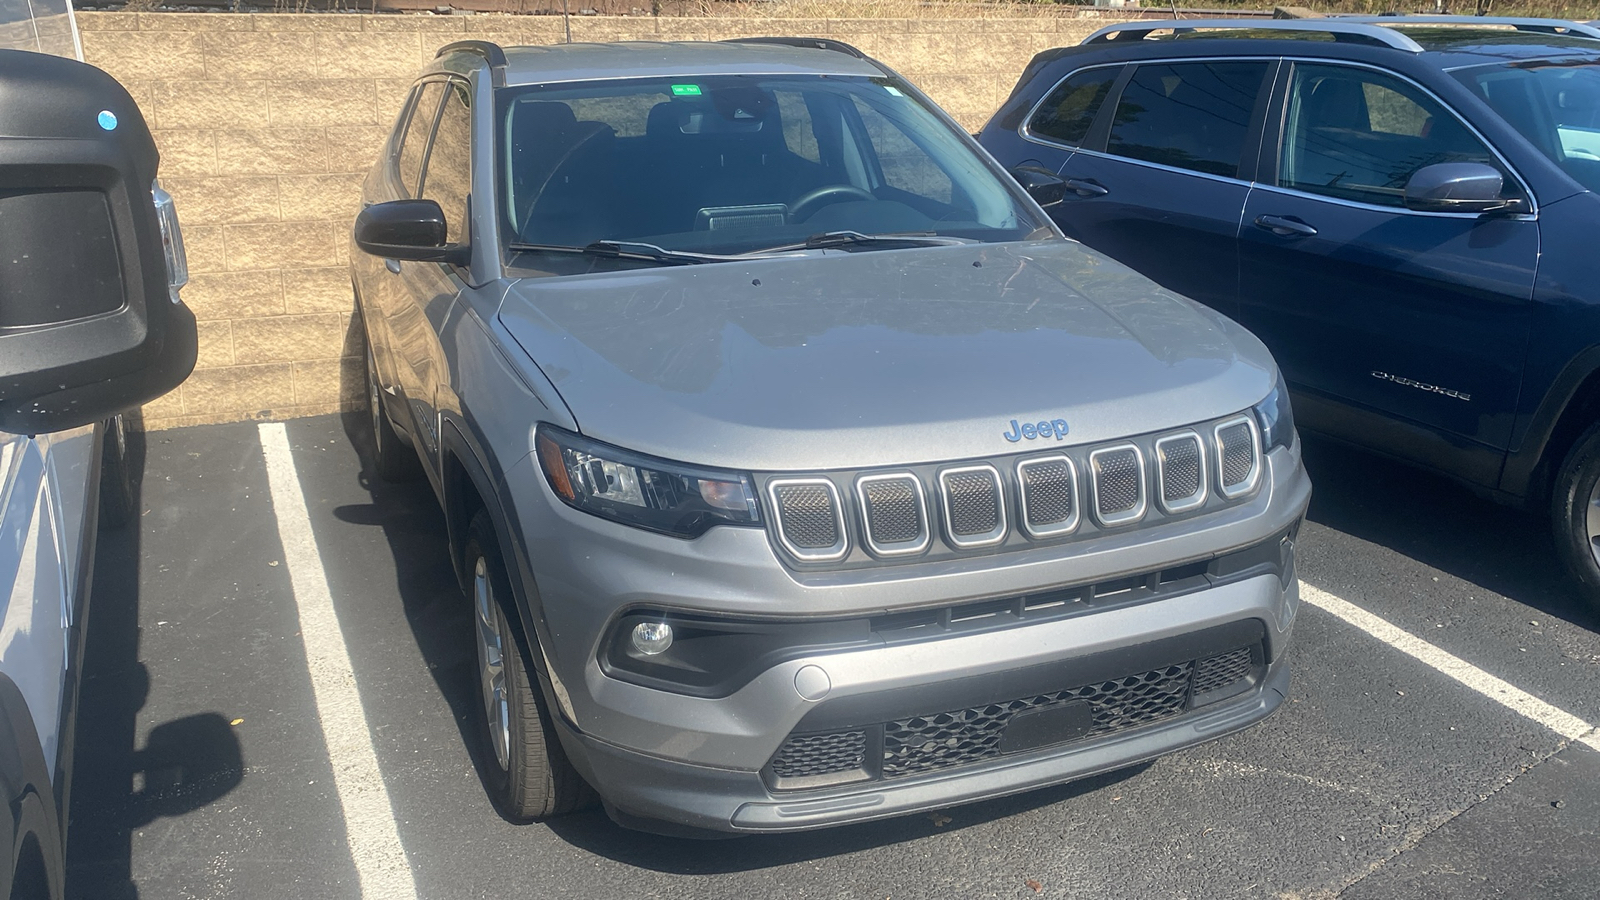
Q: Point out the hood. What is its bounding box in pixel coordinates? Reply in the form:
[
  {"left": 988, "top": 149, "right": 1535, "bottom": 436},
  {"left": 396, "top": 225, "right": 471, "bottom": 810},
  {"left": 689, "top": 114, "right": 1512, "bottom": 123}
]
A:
[{"left": 498, "top": 240, "right": 1276, "bottom": 471}]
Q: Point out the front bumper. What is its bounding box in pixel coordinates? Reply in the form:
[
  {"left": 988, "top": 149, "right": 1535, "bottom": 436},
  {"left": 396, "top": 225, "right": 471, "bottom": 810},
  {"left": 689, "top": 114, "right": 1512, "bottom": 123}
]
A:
[
  {"left": 503, "top": 441, "right": 1309, "bottom": 831},
  {"left": 567, "top": 633, "right": 1290, "bottom": 834}
]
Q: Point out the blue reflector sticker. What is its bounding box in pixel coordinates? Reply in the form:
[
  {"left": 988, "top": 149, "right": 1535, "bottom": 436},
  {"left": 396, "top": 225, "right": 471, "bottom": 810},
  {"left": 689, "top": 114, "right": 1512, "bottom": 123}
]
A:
[{"left": 97, "top": 110, "right": 118, "bottom": 131}]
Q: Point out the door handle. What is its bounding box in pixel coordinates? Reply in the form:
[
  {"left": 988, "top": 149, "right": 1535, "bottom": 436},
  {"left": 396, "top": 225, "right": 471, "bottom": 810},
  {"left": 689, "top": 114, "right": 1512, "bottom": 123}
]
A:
[
  {"left": 1062, "top": 178, "right": 1109, "bottom": 199},
  {"left": 1254, "top": 215, "right": 1318, "bottom": 237},
  {"left": 384, "top": 259, "right": 402, "bottom": 274}
]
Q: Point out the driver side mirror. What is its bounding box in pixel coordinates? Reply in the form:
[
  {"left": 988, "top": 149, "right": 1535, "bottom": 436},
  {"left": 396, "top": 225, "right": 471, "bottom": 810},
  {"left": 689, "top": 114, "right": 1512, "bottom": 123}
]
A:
[
  {"left": 354, "top": 199, "right": 469, "bottom": 266},
  {"left": 1403, "top": 162, "right": 1524, "bottom": 214},
  {"left": 0, "top": 50, "right": 197, "bottom": 434},
  {"left": 1010, "top": 165, "right": 1068, "bottom": 208}
]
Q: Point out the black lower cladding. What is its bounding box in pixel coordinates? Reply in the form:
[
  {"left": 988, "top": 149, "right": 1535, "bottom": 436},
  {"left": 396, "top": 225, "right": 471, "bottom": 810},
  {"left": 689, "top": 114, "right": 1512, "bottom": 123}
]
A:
[{"left": 764, "top": 620, "right": 1267, "bottom": 790}]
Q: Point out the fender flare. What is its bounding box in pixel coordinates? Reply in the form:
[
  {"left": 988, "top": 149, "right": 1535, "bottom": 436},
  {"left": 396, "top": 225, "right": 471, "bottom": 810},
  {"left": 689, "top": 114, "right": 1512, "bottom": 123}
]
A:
[
  {"left": 437, "top": 417, "right": 560, "bottom": 687},
  {"left": 1503, "top": 346, "right": 1600, "bottom": 500}
]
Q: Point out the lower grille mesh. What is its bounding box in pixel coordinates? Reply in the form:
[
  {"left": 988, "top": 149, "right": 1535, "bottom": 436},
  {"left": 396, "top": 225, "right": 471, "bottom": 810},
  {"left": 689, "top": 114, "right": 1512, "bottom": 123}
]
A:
[
  {"left": 767, "top": 647, "right": 1260, "bottom": 787},
  {"left": 768, "top": 730, "right": 867, "bottom": 779},
  {"left": 882, "top": 663, "right": 1191, "bottom": 778},
  {"left": 1192, "top": 647, "right": 1253, "bottom": 695}
]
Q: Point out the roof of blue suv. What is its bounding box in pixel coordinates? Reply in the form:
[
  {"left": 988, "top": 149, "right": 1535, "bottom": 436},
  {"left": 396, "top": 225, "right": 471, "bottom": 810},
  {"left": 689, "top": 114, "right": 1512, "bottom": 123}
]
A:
[
  {"left": 1053, "top": 19, "right": 1600, "bottom": 72},
  {"left": 457, "top": 40, "right": 887, "bottom": 87}
]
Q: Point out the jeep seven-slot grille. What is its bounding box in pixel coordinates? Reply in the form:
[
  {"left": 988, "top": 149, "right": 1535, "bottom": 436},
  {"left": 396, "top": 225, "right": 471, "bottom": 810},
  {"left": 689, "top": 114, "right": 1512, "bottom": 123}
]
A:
[
  {"left": 1156, "top": 433, "right": 1205, "bottom": 513},
  {"left": 1216, "top": 419, "right": 1259, "bottom": 497},
  {"left": 1091, "top": 447, "right": 1144, "bottom": 524},
  {"left": 1019, "top": 456, "right": 1076, "bottom": 535},
  {"left": 766, "top": 647, "right": 1260, "bottom": 786},
  {"left": 772, "top": 483, "right": 840, "bottom": 549},
  {"left": 860, "top": 476, "right": 924, "bottom": 547},
  {"left": 943, "top": 469, "right": 1002, "bottom": 538},
  {"left": 765, "top": 414, "right": 1262, "bottom": 564}
]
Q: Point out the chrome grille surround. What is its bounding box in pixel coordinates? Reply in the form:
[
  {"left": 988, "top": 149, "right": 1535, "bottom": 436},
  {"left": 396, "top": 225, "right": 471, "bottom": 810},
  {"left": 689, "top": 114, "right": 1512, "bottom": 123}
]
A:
[
  {"left": 855, "top": 473, "right": 930, "bottom": 558},
  {"left": 1088, "top": 444, "right": 1147, "bottom": 528},
  {"left": 1154, "top": 431, "right": 1207, "bottom": 514},
  {"left": 1016, "top": 454, "right": 1080, "bottom": 538},
  {"left": 768, "top": 478, "right": 849, "bottom": 562},
  {"left": 1212, "top": 415, "right": 1262, "bottom": 500},
  {"left": 938, "top": 464, "right": 1008, "bottom": 548}
]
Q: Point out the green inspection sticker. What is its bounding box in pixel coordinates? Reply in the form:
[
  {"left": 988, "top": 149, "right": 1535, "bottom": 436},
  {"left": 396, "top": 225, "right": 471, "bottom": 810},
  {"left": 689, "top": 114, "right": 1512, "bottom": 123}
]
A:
[{"left": 671, "top": 84, "right": 702, "bottom": 96}]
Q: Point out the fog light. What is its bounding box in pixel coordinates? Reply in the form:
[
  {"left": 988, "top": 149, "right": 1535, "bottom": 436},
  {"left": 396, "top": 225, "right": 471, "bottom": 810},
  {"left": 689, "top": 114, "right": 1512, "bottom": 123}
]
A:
[{"left": 631, "top": 622, "right": 673, "bottom": 656}]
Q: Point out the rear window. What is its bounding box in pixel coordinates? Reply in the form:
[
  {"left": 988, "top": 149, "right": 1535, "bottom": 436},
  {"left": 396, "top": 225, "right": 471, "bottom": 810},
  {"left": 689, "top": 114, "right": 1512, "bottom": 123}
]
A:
[{"left": 1105, "top": 61, "right": 1269, "bottom": 178}]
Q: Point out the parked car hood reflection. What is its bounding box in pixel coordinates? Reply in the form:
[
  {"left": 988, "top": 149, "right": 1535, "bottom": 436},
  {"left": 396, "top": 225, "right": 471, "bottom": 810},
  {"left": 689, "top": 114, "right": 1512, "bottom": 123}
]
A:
[{"left": 497, "top": 240, "right": 1277, "bottom": 471}]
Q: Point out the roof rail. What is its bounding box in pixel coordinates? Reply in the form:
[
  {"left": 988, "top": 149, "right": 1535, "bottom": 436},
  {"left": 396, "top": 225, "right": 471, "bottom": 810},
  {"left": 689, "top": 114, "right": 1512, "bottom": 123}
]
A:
[
  {"left": 1081, "top": 19, "right": 1426, "bottom": 52},
  {"left": 436, "top": 40, "right": 508, "bottom": 87},
  {"left": 721, "top": 36, "right": 869, "bottom": 60},
  {"left": 1331, "top": 15, "right": 1600, "bottom": 40}
]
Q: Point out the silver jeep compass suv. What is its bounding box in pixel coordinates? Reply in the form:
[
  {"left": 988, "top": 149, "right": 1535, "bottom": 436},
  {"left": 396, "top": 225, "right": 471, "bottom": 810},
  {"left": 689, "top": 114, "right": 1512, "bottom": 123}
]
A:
[{"left": 350, "top": 37, "right": 1311, "bottom": 835}]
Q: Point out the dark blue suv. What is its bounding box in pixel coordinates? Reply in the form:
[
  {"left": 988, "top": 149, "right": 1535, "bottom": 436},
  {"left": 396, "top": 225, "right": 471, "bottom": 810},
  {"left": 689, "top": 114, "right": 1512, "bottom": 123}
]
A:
[{"left": 978, "top": 15, "right": 1600, "bottom": 612}]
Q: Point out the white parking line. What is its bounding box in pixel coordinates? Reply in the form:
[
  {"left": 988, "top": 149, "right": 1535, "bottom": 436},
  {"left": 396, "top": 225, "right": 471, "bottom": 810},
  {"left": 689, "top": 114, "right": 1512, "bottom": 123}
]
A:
[
  {"left": 1301, "top": 581, "right": 1600, "bottom": 752},
  {"left": 259, "top": 423, "right": 420, "bottom": 900}
]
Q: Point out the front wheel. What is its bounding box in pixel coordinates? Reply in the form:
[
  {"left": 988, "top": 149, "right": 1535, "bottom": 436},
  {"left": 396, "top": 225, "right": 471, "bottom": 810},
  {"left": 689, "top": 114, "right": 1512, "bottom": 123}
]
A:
[
  {"left": 1550, "top": 421, "right": 1600, "bottom": 614},
  {"left": 463, "top": 511, "right": 593, "bottom": 820}
]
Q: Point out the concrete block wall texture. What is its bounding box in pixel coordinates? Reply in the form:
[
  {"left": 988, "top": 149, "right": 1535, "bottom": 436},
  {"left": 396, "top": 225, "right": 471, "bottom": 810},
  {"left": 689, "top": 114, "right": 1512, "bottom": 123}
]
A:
[{"left": 76, "top": 10, "right": 1119, "bottom": 429}]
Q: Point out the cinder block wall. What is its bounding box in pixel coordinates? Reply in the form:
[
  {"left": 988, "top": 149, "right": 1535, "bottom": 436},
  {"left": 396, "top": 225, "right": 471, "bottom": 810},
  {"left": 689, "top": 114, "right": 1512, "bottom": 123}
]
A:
[{"left": 78, "top": 11, "right": 1113, "bottom": 429}]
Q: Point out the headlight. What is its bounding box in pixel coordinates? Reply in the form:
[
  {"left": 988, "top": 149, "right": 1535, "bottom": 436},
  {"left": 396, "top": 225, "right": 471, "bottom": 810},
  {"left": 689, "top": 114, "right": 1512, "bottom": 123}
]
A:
[
  {"left": 535, "top": 425, "right": 760, "bottom": 538},
  {"left": 1253, "top": 371, "right": 1296, "bottom": 452}
]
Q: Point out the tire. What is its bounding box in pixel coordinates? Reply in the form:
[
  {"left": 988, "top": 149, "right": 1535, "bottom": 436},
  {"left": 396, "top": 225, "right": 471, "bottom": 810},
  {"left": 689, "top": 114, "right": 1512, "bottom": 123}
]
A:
[
  {"left": 1551, "top": 420, "right": 1600, "bottom": 614},
  {"left": 462, "top": 511, "right": 593, "bottom": 820},
  {"left": 98, "top": 413, "right": 137, "bottom": 531},
  {"left": 364, "top": 340, "right": 421, "bottom": 483}
]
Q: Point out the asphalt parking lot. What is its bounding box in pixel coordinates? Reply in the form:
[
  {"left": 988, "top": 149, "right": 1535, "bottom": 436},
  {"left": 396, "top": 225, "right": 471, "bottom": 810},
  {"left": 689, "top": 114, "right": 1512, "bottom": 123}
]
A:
[{"left": 62, "top": 413, "right": 1600, "bottom": 900}]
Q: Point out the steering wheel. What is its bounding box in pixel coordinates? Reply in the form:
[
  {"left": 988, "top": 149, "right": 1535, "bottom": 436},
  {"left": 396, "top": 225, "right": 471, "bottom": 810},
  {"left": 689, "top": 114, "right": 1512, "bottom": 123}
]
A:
[{"left": 789, "top": 184, "right": 875, "bottom": 222}]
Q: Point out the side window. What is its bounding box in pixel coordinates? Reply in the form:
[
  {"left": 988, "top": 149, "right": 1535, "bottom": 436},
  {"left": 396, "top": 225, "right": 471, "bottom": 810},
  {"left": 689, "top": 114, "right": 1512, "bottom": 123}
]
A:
[
  {"left": 397, "top": 81, "right": 446, "bottom": 198},
  {"left": 422, "top": 81, "right": 472, "bottom": 245},
  {"left": 850, "top": 95, "right": 955, "bottom": 204},
  {"left": 1027, "top": 67, "right": 1119, "bottom": 147},
  {"left": 1279, "top": 63, "right": 1505, "bottom": 208},
  {"left": 1106, "top": 61, "right": 1269, "bottom": 178}
]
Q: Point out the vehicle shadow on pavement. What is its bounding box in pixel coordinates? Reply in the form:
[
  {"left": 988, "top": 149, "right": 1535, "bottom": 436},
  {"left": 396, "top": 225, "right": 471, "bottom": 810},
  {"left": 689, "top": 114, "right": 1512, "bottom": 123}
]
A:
[
  {"left": 543, "top": 763, "right": 1150, "bottom": 872},
  {"left": 1300, "top": 435, "right": 1599, "bottom": 632},
  {"left": 334, "top": 411, "right": 515, "bottom": 818},
  {"left": 64, "top": 422, "right": 245, "bottom": 900}
]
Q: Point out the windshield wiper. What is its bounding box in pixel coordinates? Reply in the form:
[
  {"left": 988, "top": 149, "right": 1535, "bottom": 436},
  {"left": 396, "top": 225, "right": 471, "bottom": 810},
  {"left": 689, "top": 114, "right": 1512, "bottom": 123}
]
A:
[
  {"left": 746, "top": 231, "right": 972, "bottom": 254},
  {"left": 506, "top": 240, "right": 728, "bottom": 266}
]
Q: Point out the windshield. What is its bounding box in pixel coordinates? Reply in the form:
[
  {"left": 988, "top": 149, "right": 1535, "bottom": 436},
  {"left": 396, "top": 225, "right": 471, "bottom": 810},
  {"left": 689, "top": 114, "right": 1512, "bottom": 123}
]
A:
[
  {"left": 1455, "top": 59, "right": 1600, "bottom": 193},
  {"left": 496, "top": 74, "right": 1046, "bottom": 259}
]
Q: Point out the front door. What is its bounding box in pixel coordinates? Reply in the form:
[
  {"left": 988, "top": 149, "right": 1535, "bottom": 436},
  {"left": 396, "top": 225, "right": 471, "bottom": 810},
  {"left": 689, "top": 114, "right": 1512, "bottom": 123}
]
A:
[
  {"left": 1053, "top": 59, "right": 1276, "bottom": 320},
  {"left": 1237, "top": 62, "right": 1537, "bottom": 479},
  {"left": 395, "top": 78, "right": 474, "bottom": 465}
]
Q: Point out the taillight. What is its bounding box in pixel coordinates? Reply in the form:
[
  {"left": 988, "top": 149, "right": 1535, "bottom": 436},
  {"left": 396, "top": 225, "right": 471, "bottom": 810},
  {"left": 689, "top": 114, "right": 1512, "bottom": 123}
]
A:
[{"left": 151, "top": 182, "right": 187, "bottom": 304}]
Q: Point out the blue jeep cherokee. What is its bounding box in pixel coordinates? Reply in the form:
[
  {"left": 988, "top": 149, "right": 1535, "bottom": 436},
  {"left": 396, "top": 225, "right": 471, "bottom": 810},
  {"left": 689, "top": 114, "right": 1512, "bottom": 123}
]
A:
[{"left": 979, "top": 15, "right": 1600, "bottom": 612}]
